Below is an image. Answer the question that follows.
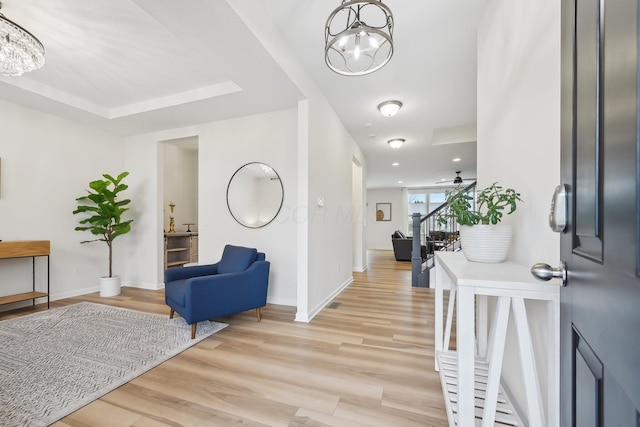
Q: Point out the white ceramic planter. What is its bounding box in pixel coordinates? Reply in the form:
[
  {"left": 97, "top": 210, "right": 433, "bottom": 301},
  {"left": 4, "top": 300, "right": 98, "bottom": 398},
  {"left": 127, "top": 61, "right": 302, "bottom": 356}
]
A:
[
  {"left": 100, "top": 276, "right": 121, "bottom": 297},
  {"left": 460, "top": 224, "right": 512, "bottom": 263}
]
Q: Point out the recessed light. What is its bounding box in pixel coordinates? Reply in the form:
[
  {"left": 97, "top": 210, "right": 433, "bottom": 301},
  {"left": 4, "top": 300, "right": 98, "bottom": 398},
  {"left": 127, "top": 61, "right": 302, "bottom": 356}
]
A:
[
  {"left": 392, "top": 162, "right": 399, "bottom": 166},
  {"left": 398, "top": 180, "right": 404, "bottom": 184},
  {"left": 377, "top": 100, "right": 403, "bottom": 117},
  {"left": 453, "top": 157, "right": 461, "bottom": 162},
  {"left": 387, "top": 138, "right": 405, "bottom": 149}
]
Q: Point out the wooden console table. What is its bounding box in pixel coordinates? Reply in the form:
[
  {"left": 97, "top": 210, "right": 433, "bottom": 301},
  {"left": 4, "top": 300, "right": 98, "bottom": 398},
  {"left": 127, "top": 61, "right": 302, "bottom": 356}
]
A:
[
  {"left": 164, "top": 233, "right": 198, "bottom": 269},
  {"left": 434, "top": 251, "right": 560, "bottom": 427},
  {"left": 0, "top": 240, "right": 50, "bottom": 309}
]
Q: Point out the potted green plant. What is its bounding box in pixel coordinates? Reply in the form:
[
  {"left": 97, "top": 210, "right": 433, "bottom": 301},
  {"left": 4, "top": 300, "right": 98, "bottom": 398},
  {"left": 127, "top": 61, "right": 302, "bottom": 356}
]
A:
[
  {"left": 438, "top": 182, "right": 522, "bottom": 262},
  {"left": 73, "top": 172, "right": 133, "bottom": 296}
]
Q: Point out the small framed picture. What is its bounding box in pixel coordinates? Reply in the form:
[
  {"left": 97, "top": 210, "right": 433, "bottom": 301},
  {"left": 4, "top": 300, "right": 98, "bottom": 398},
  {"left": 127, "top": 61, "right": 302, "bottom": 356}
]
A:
[{"left": 376, "top": 202, "right": 391, "bottom": 221}]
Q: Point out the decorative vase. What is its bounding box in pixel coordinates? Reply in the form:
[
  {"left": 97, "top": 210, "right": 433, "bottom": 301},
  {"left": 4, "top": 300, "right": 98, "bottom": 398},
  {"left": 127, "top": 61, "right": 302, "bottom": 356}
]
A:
[
  {"left": 460, "top": 224, "right": 512, "bottom": 263},
  {"left": 100, "top": 276, "right": 121, "bottom": 297}
]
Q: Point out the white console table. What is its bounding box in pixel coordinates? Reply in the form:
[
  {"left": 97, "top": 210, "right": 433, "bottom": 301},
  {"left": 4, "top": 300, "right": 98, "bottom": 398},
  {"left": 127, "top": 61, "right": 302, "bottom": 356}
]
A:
[{"left": 434, "top": 252, "right": 560, "bottom": 427}]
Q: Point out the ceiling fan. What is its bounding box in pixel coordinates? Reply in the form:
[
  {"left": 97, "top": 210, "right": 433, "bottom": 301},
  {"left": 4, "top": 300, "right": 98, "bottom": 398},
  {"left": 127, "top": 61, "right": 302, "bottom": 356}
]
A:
[{"left": 436, "top": 171, "right": 477, "bottom": 185}]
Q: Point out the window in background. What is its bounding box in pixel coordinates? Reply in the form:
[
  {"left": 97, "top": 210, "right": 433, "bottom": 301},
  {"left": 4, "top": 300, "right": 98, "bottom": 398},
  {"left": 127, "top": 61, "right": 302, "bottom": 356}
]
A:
[
  {"left": 429, "top": 192, "right": 446, "bottom": 213},
  {"left": 406, "top": 189, "right": 467, "bottom": 236}
]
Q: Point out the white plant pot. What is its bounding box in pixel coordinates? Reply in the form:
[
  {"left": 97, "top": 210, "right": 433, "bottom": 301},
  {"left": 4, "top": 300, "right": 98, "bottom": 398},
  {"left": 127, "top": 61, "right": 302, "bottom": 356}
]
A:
[
  {"left": 460, "top": 224, "right": 512, "bottom": 263},
  {"left": 100, "top": 276, "right": 121, "bottom": 297}
]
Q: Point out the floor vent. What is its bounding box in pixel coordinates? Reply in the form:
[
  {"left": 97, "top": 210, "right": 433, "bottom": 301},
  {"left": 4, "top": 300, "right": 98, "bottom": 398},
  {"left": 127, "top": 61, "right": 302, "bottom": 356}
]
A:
[{"left": 328, "top": 302, "right": 341, "bottom": 309}]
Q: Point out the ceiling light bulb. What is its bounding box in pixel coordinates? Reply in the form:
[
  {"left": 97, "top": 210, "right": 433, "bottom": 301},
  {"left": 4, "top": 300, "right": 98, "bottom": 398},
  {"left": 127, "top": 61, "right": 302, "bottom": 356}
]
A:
[
  {"left": 369, "top": 33, "right": 379, "bottom": 49},
  {"left": 354, "top": 34, "right": 361, "bottom": 60},
  {"left": 387, "top": 138, "right": 405, "bottom": 149},
  {"left": 452, "top": 157, "right": 461, "bottom": 162},
  {"left": 377, "top": 100, "right": 403, "bottom": 117},
  {"left": 392, "top": 162, "right": 399, "bottom": 166}
]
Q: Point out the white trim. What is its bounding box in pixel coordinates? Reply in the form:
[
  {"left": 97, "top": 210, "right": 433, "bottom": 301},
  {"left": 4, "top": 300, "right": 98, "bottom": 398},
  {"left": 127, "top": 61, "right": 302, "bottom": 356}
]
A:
[
  {"left": 296, "top": 100, "right": 310, "bottom": 322},
  {"left": 124, "top": 282, "right": 164, "bottom": 291},
  {"left": 295, "top": 276, "right": 353, "bottom": 323},
  {"left": 50, "top": 286, "right": 100, "bottom": 301}
]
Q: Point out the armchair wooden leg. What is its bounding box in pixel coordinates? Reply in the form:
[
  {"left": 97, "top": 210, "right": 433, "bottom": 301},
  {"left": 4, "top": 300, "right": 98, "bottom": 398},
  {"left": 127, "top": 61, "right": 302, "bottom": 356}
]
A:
[
  {"left": 256, "top": 307, "right": 262, "bottom": 322},
  {"left": 191, "top": 323, "right": 197, "bottom": 339},
  {"left": 169, "top": 309, "right": 174, "bottom": 319}
]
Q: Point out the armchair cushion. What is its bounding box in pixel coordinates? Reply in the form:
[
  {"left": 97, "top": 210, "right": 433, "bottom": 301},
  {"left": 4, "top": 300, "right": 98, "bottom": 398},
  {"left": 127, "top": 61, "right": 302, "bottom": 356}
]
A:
[{"left": 217, "top": 245, "right": 257, "bottom": 274}]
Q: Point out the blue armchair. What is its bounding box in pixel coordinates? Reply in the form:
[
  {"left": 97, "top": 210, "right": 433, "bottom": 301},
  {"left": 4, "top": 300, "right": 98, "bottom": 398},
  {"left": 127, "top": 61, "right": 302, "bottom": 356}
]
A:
[{"left": 164, "top": 244, "right": 270, "bottom": 338}]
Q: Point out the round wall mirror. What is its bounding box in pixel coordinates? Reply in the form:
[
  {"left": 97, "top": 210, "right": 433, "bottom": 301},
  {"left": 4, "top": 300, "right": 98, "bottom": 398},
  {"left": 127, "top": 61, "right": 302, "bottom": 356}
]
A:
[{"left": 226, "top": 162, "right": 284, "bottom": 228}]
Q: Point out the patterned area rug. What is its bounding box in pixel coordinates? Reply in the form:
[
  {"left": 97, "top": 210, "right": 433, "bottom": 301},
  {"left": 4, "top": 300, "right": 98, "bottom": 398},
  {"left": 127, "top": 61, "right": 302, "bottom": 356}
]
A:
[{"left": 0, "top": 302, "right": 227, "bottom": 427}]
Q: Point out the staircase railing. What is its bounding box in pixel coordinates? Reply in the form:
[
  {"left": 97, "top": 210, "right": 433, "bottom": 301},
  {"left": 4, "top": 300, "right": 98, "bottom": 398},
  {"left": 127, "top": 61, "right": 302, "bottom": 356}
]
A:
[{"left": 411, "top": 181, "right": 476, "bottom": 287}]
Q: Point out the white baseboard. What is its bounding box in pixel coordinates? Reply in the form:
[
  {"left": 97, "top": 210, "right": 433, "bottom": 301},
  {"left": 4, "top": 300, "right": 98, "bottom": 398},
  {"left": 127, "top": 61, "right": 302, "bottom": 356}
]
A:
[
  {"left": 295, "top": 276, "right": 353, "bottom": 323},
  {"left": 50, "top": 286, "right": 100, "bottom": 301},
  {"left": 124, "top": 282, "right": 164, "bottom": 290},
  {"left": 49, "top": 282, "right": 163, "bottom": 302},
  {"left": 353, "top": 264, "right": 368, "bottom": 273}
]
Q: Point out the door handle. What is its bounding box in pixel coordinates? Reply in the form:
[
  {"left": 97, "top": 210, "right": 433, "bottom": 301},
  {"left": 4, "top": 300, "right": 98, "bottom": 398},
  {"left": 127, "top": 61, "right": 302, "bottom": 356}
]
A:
[{"left": 531, "top": 262, "right": 567, "bottom": 286}]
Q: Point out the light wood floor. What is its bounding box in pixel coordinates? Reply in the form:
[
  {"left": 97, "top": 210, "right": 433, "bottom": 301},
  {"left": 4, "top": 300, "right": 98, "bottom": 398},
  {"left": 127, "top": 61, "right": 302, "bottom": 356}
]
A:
[{"left": 0, "top": 250, "right": 448, "bottom": 427}]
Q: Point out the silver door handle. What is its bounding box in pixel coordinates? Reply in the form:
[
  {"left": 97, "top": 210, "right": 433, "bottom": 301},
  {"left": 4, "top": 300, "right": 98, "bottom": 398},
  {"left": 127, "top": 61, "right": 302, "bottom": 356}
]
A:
[{"left": 531, "top": 262, "right": 567, "bottom": 286}]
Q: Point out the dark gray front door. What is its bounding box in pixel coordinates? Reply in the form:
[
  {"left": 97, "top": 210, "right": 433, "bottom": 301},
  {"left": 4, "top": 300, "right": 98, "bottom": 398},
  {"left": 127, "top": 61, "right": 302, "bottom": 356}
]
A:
[{"left": 561, "top": 0, "right": 640, "bottom": 425}]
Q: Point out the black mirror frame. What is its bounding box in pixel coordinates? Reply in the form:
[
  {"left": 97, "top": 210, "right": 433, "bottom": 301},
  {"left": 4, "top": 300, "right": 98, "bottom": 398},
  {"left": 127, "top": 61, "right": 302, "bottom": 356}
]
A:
[{"left": 226, "top": 162, "right": 284, "bottom": 229}]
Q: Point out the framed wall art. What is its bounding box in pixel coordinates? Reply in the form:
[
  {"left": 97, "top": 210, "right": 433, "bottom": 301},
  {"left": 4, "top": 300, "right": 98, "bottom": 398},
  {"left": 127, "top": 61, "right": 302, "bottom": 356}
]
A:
[{"left": 376, "top": 202, "right": 391, "bottom": 221}]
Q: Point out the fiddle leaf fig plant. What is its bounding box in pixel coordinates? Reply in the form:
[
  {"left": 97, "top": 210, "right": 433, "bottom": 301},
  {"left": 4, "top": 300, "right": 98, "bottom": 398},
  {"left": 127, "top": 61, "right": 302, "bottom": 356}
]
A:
[
  {"left": 73, "top": 172, "right": 133, "bottom": 278},
  {"left": 438, "top": 182, "right": 522, "bottom": 226}
]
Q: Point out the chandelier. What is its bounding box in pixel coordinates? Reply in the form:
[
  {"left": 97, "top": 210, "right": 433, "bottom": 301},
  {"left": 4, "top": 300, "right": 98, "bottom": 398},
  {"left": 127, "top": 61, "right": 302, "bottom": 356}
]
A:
[
  {"left": 0, "top": 2, "right": 45, "bottom": 76},
  {"left": 325, "top": 0, "right": 394, "bottom": 76}
]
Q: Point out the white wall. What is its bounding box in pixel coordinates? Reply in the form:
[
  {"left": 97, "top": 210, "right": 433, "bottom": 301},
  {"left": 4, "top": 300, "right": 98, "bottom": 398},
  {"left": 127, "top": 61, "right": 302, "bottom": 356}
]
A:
[
  {"left": 199, "top": 109, "right": 298, "bottom": 306},
  {"left": 303, "top": 99, "right": 363, "bottom": 319},
  {"left": 352, "top": 159, "right": 366, "bottom": 272},
  {"left": 366, "top": 188, "right": 406, "bottom": 249},
  {"left": 0, "top": 99, "right": 125, "bottom": 308},
  {"left": 478, "top": 0, "right": 561, "bottom": 423}
]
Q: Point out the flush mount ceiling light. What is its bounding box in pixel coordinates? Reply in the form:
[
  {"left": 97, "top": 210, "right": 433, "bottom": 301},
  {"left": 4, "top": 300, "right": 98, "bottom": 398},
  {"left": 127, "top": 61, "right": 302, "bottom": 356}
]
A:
[
  {"left": 387, "top": 138, "right": 404, "bottom": 149},
  {"left": 0, "top": 1, "right": 44, "bottom": 76},
  {"left": 377, "top": 100, "right": 402, "bottom": 117},
  {"left": 325, "top": 0, "right": 394, "bottom": 76}
]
